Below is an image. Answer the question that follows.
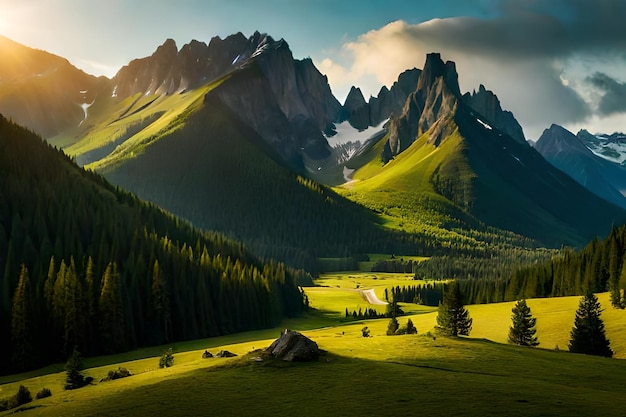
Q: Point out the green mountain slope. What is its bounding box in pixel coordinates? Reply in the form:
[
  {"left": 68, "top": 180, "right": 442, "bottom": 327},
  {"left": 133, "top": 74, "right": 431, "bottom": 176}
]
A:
[
  {"left": 0, "top": 115, "right": 305, "bottom": 374},
  {"left": 96, "top": 94, "right": 431, "bottom": 271},
  {"left": 339, "top": 54, "right": 626, "bottom": 249}
]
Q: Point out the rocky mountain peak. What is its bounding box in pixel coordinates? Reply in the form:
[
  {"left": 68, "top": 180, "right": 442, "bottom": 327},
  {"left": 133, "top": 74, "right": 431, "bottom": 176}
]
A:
[
  {"left": 417, "top": 52, "right": 461, "bottom": 97},
  {"left": 464, "top": 84, "right": 526, "bottom": 144},
  {"left": 156, "top": 38, "right": 178, "bottom": 57},
  {"left": 384, "top": 53, "right": 462, "bottom": 159},
  {"left": 536, "top": 124, "right": 626, "bottom": 209},
  {"left": 342, "top": 87, "right": 369, "bottom": 130},
  {"left": 535, "top": 124, "right": 591, "bottom": 156}
]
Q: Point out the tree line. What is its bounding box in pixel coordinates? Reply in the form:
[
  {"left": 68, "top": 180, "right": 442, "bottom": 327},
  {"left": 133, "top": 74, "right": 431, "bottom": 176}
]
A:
[
  {"left": 382, "top": 223, "right": 626, "bottom": 307},
  {"left": 0, "top": 115, "right": 306, "bottom": 374}
]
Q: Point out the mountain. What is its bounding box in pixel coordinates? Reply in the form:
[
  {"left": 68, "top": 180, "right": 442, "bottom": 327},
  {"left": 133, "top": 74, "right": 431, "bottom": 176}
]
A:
[
  {"left": 341, "top": 68, "right": 421, "bottom": 131},
  {"left": 2, "top": 34, "right": 623, "bottom": 270},
  {"left": 340, "top": 53, "right": 626, "bottom": 248},
  {"left": 577, "top": 129, "right": 626, "bottom": 166},
  {"left": 535, "top": 124, "right": 626, "bottom": 209},
  {"left": 0, "top": 114, "right": 305, "bottom": 373},
  {"left": 0, "top": 36, "right": 109, "bottom": 137},
  {"left": 40, "top": 33, "right": 444, "bottom": 271},
  {"left": 463, "top": 84, "right": 526, "bottom": 144}
]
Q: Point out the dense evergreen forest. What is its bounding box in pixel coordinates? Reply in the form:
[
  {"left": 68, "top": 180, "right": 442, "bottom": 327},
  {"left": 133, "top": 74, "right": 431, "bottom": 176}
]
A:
[
  {"left": 386, "top": 225, "right": 626, "bottom": 307},
  {"left": 509, "top": 226, "right": 626, "bottom": 306},
  {"left": 0, "top": 115, "right": 307, "bottom": 374}
]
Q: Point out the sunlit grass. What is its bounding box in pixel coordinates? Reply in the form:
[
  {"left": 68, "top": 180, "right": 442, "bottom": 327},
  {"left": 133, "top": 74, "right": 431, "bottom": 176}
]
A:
[
  {"left": 60, "top": 77, "right": 228, "bottom": 169},
  {"left": 2, "top": 284, "right": 626, "bottom": 416}
]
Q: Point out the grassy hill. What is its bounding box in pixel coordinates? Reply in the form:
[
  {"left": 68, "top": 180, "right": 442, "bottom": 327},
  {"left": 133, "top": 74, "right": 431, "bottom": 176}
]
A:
[{"left": 2, "top": 287, "right": 625, "bottom": 416}]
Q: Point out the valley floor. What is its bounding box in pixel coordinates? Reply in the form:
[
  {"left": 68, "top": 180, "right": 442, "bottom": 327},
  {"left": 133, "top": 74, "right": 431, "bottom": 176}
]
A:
[{"left": 1, "top": 274, "right": 625, "bottom": 416}]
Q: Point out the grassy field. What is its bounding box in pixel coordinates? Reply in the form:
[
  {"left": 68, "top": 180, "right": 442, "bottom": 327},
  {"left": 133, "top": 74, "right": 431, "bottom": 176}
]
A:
[{"left": 2, "top": 273, "right": 626, "bottom": 416}]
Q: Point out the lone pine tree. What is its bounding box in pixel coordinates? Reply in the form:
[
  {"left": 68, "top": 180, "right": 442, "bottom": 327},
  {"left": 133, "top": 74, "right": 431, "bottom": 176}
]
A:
[
  {"left": 508, "top": 299, "right": 539, "bottom": 346},
  {"left": 437, "top": 280, "right": 472, "bottom": 337},
  {"left": 568, "top": 292, "right": 613, "bottom": 358}
]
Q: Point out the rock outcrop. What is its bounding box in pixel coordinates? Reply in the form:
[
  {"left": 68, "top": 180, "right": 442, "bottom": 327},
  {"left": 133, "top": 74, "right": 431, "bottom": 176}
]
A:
[
  {"left": 265, "top": 329, "right": 321, "bottom": 362},
  {"left": 343, "top": 68, "right": 421, "bottom": 130},
  {"left": 384, "top": 53, "right": 461, "bottom": 161},
  {"left": 463, "top": 84, "right": 526, "bottom": 144}
]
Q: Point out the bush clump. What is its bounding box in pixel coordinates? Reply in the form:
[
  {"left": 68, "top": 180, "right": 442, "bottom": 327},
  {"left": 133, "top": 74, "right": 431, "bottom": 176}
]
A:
[
  {"left": 101, "top": 367, "right": 132, "bottom": 382},
  {"left": 159, "top": 348, "right": 174, "bottom": 368},
  {"left": 36, "top": 388, "right": 52, "bottom": 399},
  {"left": 5, "top": 385, "right": 32, "bottom": 410}
]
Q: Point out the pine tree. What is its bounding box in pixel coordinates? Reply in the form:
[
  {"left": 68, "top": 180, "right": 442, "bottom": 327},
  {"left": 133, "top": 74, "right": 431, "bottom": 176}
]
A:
[
  {"left": 151, "top": 260, "right": 171, "bottom": 342},
  {"left": 405, "top": 318, "right": 418, "bottom": 335},
  {"left": 568, "top": 292, "right": 613, "bottom": 357},
  {"left": 98, "top": 261, "right": 125, "bottom": 353},
  {"left": 608, "top": 234, "right": 622, "bottom": 307},
  {"left": 10, "top": 264, "right": 34, "bottom": 371},
  {"left": 508, "top": 299, "right": 539, "bottom": 346},
  {"left": 64, "top": 347, "right": 92, "bottom": 390},
  {"left": 436, "top": 280, "right": 472, "bottom": 337},
  {"left": 386, "top": 316, "right": 399, "bottom": 335}
]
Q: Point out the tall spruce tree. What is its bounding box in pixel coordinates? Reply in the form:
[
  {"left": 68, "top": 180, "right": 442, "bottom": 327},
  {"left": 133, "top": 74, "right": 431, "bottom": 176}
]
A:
[
  {"left": 508, "top": 299, "right": 539, "bottom": 346},
  {"left": 568, "top": 292, "right": 613, "bottom": 358},
  {"left": 10, "top": 264, "right": 34, "bottom": 371},
  {"left": 98, "top": 262, "right": 126, "bottom": 353},
  {"left": 436, "top": 280, "right": 472, "bottom": 337}
]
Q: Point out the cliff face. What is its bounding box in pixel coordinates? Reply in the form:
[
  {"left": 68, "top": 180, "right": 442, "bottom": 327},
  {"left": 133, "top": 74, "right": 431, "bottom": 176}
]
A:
[
  {"left": 384, "top": 53, "right": 461, "bottom": 161},
  {"left": 464, "top": 84, "right": 526, "bottom": 144},
  {"left": 112, "top": 32, "right": 345, "bottom": 168},
  {"left": 342, "top": 68, "right": 421, "bottom": 130},
  {"left": 382, "top": 53, "right": 531, "bottom": 162}
]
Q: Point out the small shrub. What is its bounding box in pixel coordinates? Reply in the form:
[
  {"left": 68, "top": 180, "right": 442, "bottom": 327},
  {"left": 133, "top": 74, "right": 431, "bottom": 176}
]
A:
[
  {"left": 36, "top": 388, "right": 52, "bottom": 399},
  {"left": 65, "top": 347, "right": 93, "bottom": 390},
  {"left": 7, "top": 385, "right": 32, "bottom": 409},
  {"left": 361, "top": 327, "right": 370, "bottom": 337},
  {"left": 159, "top": 348, "right": 174, "bottom": 368},
  {"left": 102, "top": 367, "right": 132, "bottom": 382},
  {"left": 0, "top": 399, "right": 8, "bottom": 411}
]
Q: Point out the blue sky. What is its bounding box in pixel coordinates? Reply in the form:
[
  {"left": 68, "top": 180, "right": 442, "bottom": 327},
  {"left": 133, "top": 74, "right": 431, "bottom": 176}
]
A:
[{"left": 1, "top": 0, "right": 625, "bottom": 138}]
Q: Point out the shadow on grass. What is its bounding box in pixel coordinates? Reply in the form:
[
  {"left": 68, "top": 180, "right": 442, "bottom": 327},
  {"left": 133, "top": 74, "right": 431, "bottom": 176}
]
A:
[{"left": 54, "top": 341, "right": 626, "bottom": 417}]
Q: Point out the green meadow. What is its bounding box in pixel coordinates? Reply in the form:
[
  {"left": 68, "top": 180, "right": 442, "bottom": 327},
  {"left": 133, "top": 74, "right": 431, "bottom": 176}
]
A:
[{"left": 2, "top": 273, "right": 626, "bottom": 416}]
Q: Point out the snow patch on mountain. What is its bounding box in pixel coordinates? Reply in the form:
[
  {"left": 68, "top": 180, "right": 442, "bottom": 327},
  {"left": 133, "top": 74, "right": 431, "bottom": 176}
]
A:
[
  {"left": 583, "top": 133, "right": 626, "bottom": 165},
  {"left": 78, "top": 100, "right": 94, "bottom": 126},
  {"left": 477, "top": 118, "right": 492, "bottom": 130},
  {"left": 326, "top": 119, "right": 387, "bottom": 147}
]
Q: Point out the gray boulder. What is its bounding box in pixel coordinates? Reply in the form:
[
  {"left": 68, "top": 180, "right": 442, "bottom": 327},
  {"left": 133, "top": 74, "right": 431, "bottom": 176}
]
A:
[{"left": 266, "top": 329, "right": 320, "bottom": 362}]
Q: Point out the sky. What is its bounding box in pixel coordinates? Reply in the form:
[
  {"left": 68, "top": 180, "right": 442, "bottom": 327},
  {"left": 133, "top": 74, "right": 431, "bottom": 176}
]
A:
[{"left": 0, "top": 0, "right": 625, "bottom": 139}]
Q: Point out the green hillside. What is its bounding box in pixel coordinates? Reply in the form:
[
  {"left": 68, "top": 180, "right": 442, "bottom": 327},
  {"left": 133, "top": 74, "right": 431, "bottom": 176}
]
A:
[
  {"left": 0, "top": 115, "right": 306, "bottom": 374},
  {"left": 91, "top": 94, "right": 452, "bottom": 272}
]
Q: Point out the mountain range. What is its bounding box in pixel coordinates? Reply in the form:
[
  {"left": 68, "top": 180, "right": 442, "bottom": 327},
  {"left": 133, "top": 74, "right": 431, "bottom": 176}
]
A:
[
  {"left": 535, "top": 124, "right": 626, "bottom": 209},
  {"left": 1, "top": 32, "right": 624, "bottom": 270}
]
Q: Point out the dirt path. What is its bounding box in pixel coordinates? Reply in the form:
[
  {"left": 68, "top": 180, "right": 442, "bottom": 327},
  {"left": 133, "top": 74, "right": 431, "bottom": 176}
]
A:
[{"left": 358, "top": 288, "right": 388, "bottom": 305}]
